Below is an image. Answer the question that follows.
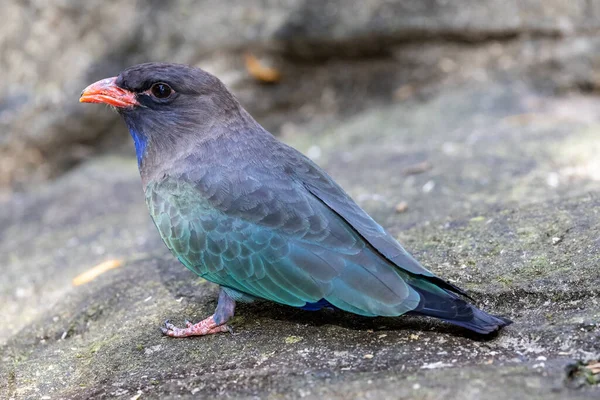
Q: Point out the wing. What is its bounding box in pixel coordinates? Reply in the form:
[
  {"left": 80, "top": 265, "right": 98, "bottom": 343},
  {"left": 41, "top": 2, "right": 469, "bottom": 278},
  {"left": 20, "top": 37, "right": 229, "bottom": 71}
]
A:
[
  {"left": 284, "top": 148, "right": 470, "bottom": 298},
  {"left": 146, "top": 167, "right": 421, "bottom": 317}
]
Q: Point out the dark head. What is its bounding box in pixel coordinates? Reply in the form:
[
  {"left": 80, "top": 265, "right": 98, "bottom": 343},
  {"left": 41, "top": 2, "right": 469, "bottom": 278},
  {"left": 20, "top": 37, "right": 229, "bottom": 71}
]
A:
[{"left": 80, "top": 63, "right": 247, "bottom": 172}]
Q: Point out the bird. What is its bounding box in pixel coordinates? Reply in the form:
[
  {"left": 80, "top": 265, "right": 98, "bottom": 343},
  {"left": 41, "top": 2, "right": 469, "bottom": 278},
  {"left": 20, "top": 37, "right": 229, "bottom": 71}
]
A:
[{"left": 80, "top": 62, "right": 511, "bottom": 337}]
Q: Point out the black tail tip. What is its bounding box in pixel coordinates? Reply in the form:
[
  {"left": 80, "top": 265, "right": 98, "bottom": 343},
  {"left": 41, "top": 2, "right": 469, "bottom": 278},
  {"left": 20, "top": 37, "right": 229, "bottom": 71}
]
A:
[{"left": 446, "top": 308, "right": 512, "bottom": 335}]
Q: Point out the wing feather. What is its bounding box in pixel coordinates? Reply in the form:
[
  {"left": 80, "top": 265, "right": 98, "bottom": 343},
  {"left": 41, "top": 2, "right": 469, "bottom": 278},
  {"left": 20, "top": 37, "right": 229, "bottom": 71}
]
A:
[{"left": 145, "top": 153, "right": 447, "bottom": 316}]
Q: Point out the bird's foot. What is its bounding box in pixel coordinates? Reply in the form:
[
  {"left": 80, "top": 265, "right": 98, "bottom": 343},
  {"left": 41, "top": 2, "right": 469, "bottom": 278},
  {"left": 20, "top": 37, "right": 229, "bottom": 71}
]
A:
[{"left": 160, "top": 315, "right": 232, "bottom": 338}]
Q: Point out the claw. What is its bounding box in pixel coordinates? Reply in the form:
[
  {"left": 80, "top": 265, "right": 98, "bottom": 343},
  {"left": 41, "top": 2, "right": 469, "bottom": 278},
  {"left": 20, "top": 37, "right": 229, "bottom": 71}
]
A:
[
  {"left": 160, "top": 288, "right": 237, "bottom": 338},
  {"left": 164, "top": 320, "right": 176, "bottom": 330},
  {"left": 161, "top": 319, "right": 178, "bottom": 336},
  {"left": 158, "top": 315, "right": 231, "bottom": 338}
]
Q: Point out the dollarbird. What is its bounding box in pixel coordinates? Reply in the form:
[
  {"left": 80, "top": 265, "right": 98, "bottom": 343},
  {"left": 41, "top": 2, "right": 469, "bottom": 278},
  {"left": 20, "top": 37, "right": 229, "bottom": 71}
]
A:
[{"left": 80, "top": 62, "right": 511, "bottom": 337}]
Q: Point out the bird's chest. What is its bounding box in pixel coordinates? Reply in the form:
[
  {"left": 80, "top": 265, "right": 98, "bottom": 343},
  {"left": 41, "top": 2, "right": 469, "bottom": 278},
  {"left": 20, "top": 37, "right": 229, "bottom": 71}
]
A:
[{"left": 144, "top": 182, "right": 251, "bottom": 284}]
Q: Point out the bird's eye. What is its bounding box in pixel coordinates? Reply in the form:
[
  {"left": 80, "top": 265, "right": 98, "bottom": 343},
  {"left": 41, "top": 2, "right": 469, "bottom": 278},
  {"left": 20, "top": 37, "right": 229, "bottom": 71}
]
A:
[{"left": 150, "top": 83, "right": 172, "bottom": 99}]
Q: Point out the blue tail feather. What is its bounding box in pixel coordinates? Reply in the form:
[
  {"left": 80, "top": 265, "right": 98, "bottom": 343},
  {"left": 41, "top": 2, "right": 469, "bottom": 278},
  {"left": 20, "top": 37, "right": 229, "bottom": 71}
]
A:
[{"left": 301, "top": 298, "right": 337, "bottom": 311}]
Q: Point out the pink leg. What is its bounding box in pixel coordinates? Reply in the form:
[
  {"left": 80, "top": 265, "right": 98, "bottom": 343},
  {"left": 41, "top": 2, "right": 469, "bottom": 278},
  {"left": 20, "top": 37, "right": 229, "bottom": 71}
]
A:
[
  {"left": 161, "top": 287, "right": 236, "bottom": 338},
  {"left": 161, "top": 315, "right": 231, "bottom": 337}
]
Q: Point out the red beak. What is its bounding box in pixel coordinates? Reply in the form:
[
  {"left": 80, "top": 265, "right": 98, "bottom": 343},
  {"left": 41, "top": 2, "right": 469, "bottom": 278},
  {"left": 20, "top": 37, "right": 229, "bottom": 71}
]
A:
[{"left": 79, "top": 77, "right": 139, "bottom": 108}]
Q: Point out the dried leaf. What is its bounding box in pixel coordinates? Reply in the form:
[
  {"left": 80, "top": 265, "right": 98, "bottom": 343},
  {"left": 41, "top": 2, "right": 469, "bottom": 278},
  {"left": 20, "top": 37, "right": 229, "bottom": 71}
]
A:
[
  {"left": 245, "top": 53, "right": 281, "bottom": 83},
  {"left": 395, "top": 201, "right": 408, "bottom": 213},
  {"left": 72, "top": 259, "right": 123, "bottom": 286},
  {"left": 587, "top": 361, "right": 600, "bottom": 374},
  {"left": 402, "top": 161, "right": 432, "bottom": 176},
  {"left": 393, "top": 85, "right": 415, "bottom": 101}
]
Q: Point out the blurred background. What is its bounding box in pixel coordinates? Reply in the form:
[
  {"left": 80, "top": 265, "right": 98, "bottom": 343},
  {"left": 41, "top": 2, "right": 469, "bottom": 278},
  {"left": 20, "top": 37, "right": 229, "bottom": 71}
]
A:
[
  {"left": 2, "top": 0, "right": 600, "bottom": 189},
  {"left": 2, "top": 1, "right": 600, "bottom": 399}
]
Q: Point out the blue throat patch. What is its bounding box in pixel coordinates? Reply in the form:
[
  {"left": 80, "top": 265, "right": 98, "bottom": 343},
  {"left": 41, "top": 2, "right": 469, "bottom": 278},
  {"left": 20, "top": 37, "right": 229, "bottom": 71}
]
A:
[{"left": 128, "top": 127, "right": 148, "bottom": 166}]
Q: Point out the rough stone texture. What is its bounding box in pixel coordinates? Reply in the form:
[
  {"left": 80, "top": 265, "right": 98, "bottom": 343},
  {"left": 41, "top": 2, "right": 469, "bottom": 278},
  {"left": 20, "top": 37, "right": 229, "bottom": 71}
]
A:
[
  {"left": 1, "top": 78, "right": 599, "bottom": 398},
  {"left": 3, "top": 1, "right": 600, "bottom": 187}
]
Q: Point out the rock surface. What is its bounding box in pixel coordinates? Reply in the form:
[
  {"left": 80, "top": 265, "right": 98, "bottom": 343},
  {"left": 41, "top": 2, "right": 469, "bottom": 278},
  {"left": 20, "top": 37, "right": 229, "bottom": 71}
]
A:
[{"left": 1, "top": 78, "right": 599, "bottom": 399}]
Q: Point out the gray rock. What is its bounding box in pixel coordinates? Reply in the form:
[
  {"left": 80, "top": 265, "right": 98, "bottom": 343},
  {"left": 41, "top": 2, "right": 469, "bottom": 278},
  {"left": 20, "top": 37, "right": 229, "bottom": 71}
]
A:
[{"left": 1, "top": 79, "right": 599, "bottom": 399}]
